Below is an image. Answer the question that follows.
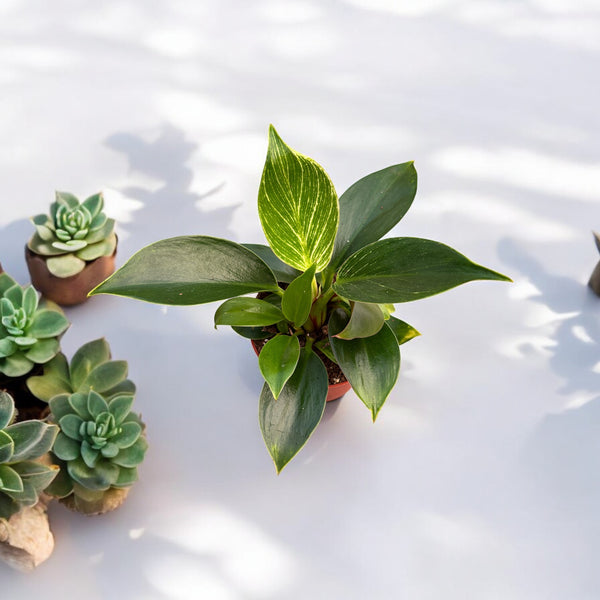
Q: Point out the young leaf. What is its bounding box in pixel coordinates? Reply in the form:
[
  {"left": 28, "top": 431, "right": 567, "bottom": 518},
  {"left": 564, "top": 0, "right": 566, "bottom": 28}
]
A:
[
  {"left": 335, "top": 302, "right": 384, "bottom": 340},
  {"left": 281, "top": 264, "right": 317, "bottom": 327},
  {"left": 386, "top": 316, "right": 420, "bottom": 345},
  {"left": 214, "top": 298, "right": 284, "bottom": 327},
  {"left": 91, "top": 236, "right": 280, "bottom": 305},
  {"left": 334, "top": 237, "right": 511, "bottom": 303},
  {"left": 329, "top": 310, "right": 400, "bottom": 421},
  {"left": 231, "top": 325, "right": 276, "bottom": 340},
  {"left": 258, "top": 334, "right": 301, "bottom": 399},
  {"left": 258, "top": 126, "right": 339, "bottom": 271},
  {"left": 259, "top": 346, "right": 328, "bottom": 473},
  {"left": 329, "top": 162, "right": 417, "bottom": 270}
]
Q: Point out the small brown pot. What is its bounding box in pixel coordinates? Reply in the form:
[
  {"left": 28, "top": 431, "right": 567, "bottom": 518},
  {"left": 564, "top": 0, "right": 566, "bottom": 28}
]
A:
[
  {"left": 25, "top": 241, "right": 117, "bottom": 306},
  {"left": 251, "top": 339, "right": 351, "bottom": 402}
]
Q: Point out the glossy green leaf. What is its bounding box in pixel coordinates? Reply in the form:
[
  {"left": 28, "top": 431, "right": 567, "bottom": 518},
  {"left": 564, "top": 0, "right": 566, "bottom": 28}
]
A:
[
  {"left": 214, "top": 297, "right": 284, "bottom": 327},
  {"left": 258, "top": 334, "right": 301, "bottom": 399},
  {"left": 258, "top": 126, "right": 338, "bottom": 271},
  {"left": 259, "top": 346, "right": 328, "bottom": 473},
  {"left": 386, "top": 316, "right": 420, "bottom": 345},
  {"left": 335, "top": 302, "right": 384, "bottom": 340},
  {"left": 243, "top": 244, "right": 302, "bottom": 283},
  {"left": 281, "top": 264, "right": 316, "bottom": 326},
  {"left": 334, "top": 237, "right": 511, "bottom": 303},
  {"left": 329, "top": 310, "right": 400, "bottom": 420},
  {"left": 91, "top": 236, "right": 279, "bottom": 305},
  {"left": 329, "top": 162, "right": 417, "bottom": 270},
  {"left": 0, "top": 391, "right": 15, "bottom": 429},
  {"left": 231, "top": 325, "right": 276, "bottom": 340}
]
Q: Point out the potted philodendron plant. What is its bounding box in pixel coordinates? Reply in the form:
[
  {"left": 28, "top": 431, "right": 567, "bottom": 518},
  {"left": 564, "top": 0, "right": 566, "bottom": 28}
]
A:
[
  {"left": 91, "top": 125, "right": 510, "bottom": 472},
  {"left": 0, "top": 391, "right": 59, "bottom": 571},
  {"left": 26, "top": 338, "right": 147, "bottom": 515},
  {"left": 589, "top": 232, "right": 600, "bottom": 296},
  {"left": 0, "top": 271, "right": 70, "bottom": 419},
  {"left": 26, "top": 191, "right": 117, "bottom": 306}
]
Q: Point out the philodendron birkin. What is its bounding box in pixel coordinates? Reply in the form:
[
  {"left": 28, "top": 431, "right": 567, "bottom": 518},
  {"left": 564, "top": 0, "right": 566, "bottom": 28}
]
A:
[{"left": 91, "top": 125, "right": 511, "bottom": 473}]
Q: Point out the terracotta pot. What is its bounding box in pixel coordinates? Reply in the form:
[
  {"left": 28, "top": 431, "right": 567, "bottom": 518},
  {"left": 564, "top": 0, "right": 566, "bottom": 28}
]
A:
[
  {"left": 25, "top": 241, "right": 117, "bottom": 306},
  {"left": 251, "top": 339, "right": 351, "bottom": 402}
]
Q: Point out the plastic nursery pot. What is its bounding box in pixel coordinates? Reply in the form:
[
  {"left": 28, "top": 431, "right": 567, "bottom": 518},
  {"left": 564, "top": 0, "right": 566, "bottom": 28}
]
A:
[
  {"left": 24, "top": 239, "right": 117, "bottom": 306},
  {"left": 251, "top": 339, "right": 351, "bottom": 402}
]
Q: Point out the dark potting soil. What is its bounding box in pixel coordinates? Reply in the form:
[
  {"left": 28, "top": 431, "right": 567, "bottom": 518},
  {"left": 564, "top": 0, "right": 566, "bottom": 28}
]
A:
[
  {"left": 0, "top": 365, "right": 49, "bottom": 422},
  {"left": 252, "top": 324, "right": 347, "bottom": 386}
]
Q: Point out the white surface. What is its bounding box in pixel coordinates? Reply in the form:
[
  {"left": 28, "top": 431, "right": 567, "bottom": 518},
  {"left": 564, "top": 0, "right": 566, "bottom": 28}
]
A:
[{"left": 1, "top": 1, "right": 599, "bottom": 598}]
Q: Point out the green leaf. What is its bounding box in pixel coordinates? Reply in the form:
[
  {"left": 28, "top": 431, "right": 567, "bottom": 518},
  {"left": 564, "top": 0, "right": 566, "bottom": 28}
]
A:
[
  {"left": 70, "top": 338, "right": 111, "bottom": 391},
  {"left": 329, "top": 310, "right": 400, "bottom": 420},
  {"left": 281, "top": 264, "right": 316, "bottom": 327},
  {"left": 24, "top": 338, "right": 60, "bottom": 363},
  {"left": 12, "top": 461, "right": 59, "bottom": 492},
  {"left": 68, "top": 392, "right": 92, "bottom": 419},
  {"left": 0, "top": 465, "right": 23, "bottom": 493},
  {"left": 82, "top": 192, "right": 103, "bottom": 219},
  {"left": 81, "top": 441, "right": 100, "bottom": 468},
  {"left": 85, "top": 219, "right": 115, "bottom": 244},
  {"left": 259, "top": 335, "right": 301, "bottom": 400},
  {"left": 5, "top": 421, "right": 59, "bottom": 461},
  {"left": 259, "top": 346, "right": 328, "bottom": 473},
  {"left": 0, "top": 338, "right": 16, "bottom": 359},
  {"left": 0, "top": 273, "right": 17, "bottom": 297},
  {"left": 113, "top": 466, "right": 138, "bottom": 488},
  {"left": 59, "top": 414, "right": 84, "bottom": 441},
  {"left": 26, "top": 353, "right": 72, "bottom": 401},
  {"left": 258, "top": 125, "right": 339, "bottom": 272},
  {"left": 0, "top": 391, "right": 15, "bottom": 429},
  {"left": 243, "top": 244, "right": 302, "bottom": 283},
  {"left": 386, "top": 316, "right": 420, "bottom": 345},
  {"left": 108, "top": 395, "right": 134, "bottom": 424},
  {"left": 67, "top": 457, "right": 119, "bottom": 491},
  {"left": 231, "top": 326, "right": 276, "bottom": 340},
  {"left": 329, "top": 162, "right": 417, "bottom": 270},
  {"left": 214, "top": 297, "right": 284, "bottom": 327},
  {"left": 0, "top": 493, "right": 19, "bottom": 519},
  {"left": 333, "top": 237, "right": 511, "bottom": 303},
  {"left": 0, "top": 352, "right": 34, "bottom": 377},
  {"left": 3, "top": 284, "right": 23, "bottom": 307},
  {"left": 44, "top": 459, "right": 73, "bottom": 498},
  {"left": 112, "top": 422, "right": 142, "bottom": 449},
  {"left": 53, "top": 432, "right": 81, "bottom": 461},
  {"left": 85, "top": 361, "right": 129, "bottom": 394},
  {"left": 46, "top": 254, "right": 87, "bottom": 278},
  {"left": 104, "top": 379, "right": 136, "bottom": 400},
  {"left": 55, "top": 191, "right": 80, "bottom": 209},
  {"left": 28, "top": 309, "right": 69, "bottom": 339},
  {"left": 49, "top": 394, "right": 73, "bottom": 421},
  {"left": 91, "top": 236, "right": 279, "bottom": 305},
  {"left": 112, "top": 436, "right": 147, "bottom": 467},
  {"left": 87, "top": 390, "right": 109, "bottom": 418},
  {"left": 0, "top": 430, "right": 14, "bottom": 463},
  {"left": 335, "top": 302, "right": 384, "bottom": 340},
  {"left": 76, "top": 233, "right": 116, "bottom": 261},
  {"left": 22, "top": 286, "right": 39, "bottom": 317}
]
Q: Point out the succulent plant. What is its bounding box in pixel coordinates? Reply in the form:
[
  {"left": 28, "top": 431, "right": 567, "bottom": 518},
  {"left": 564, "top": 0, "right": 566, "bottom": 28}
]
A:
[
  {"left": 45, "top": 390, "right": 147, "bottom": 513},
  {"left": 27, "top": 338, "right": 135, "bottom": 404},
  {"left": 0, "top": 273, "right": 69, "bottom": 378},
  {"left": 28, "top": 191, "right": 116, "bottom": 278},
  {"left": 0, "top": 391, "right": 59, "bottom": 520},
  {"left": 92, "top": 125, "right": 510, "bottom": 472}
]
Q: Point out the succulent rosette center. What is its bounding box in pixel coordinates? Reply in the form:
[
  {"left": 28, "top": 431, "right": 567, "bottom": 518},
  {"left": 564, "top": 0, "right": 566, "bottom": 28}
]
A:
[
  {"left": 79, "top": 413, "right": 121, "bottom": 452},
  {"left": 55, "top": 204, "right": 92, "bottom": 242}
]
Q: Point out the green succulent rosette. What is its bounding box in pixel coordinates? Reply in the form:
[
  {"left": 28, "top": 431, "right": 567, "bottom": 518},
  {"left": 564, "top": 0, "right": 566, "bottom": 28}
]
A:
[
  {"left": 28, "top": 191, "right": 116, "bottom": 278},
  {"left": 0, "top": 391, "right": 59, "bottom": 520},
  {"left": 0, "top": 273, "right": 69, "bottom": 377},
  {"left": 46, "top": 390, "right": 147, "bottom": 513},
  {"left": 27, "top": 338, "right": 135, "bottom": 404}
]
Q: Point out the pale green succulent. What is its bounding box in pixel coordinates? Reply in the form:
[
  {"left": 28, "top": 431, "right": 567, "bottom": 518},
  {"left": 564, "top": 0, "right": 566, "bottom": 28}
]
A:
[
  {"left": 0, "top": 273, "right": 70, "bottom": 377},
  {"left": 0, "top": 391, "right": 59, "bottom": 519},
  {"left": 27, "top": 338, "right": 135, "bottom": 403},
  {"left": 28, "top": 191, "right": 116, "bottom": 278},
  {"left": 46, "top": 390, "right": 147, "bottom": 511}
]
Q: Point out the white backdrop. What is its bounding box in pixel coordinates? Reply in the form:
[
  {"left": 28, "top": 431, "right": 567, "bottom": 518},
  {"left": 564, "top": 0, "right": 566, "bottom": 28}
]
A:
[{"left": 1, "top": 1, "right": 599, "bottom": 598}]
